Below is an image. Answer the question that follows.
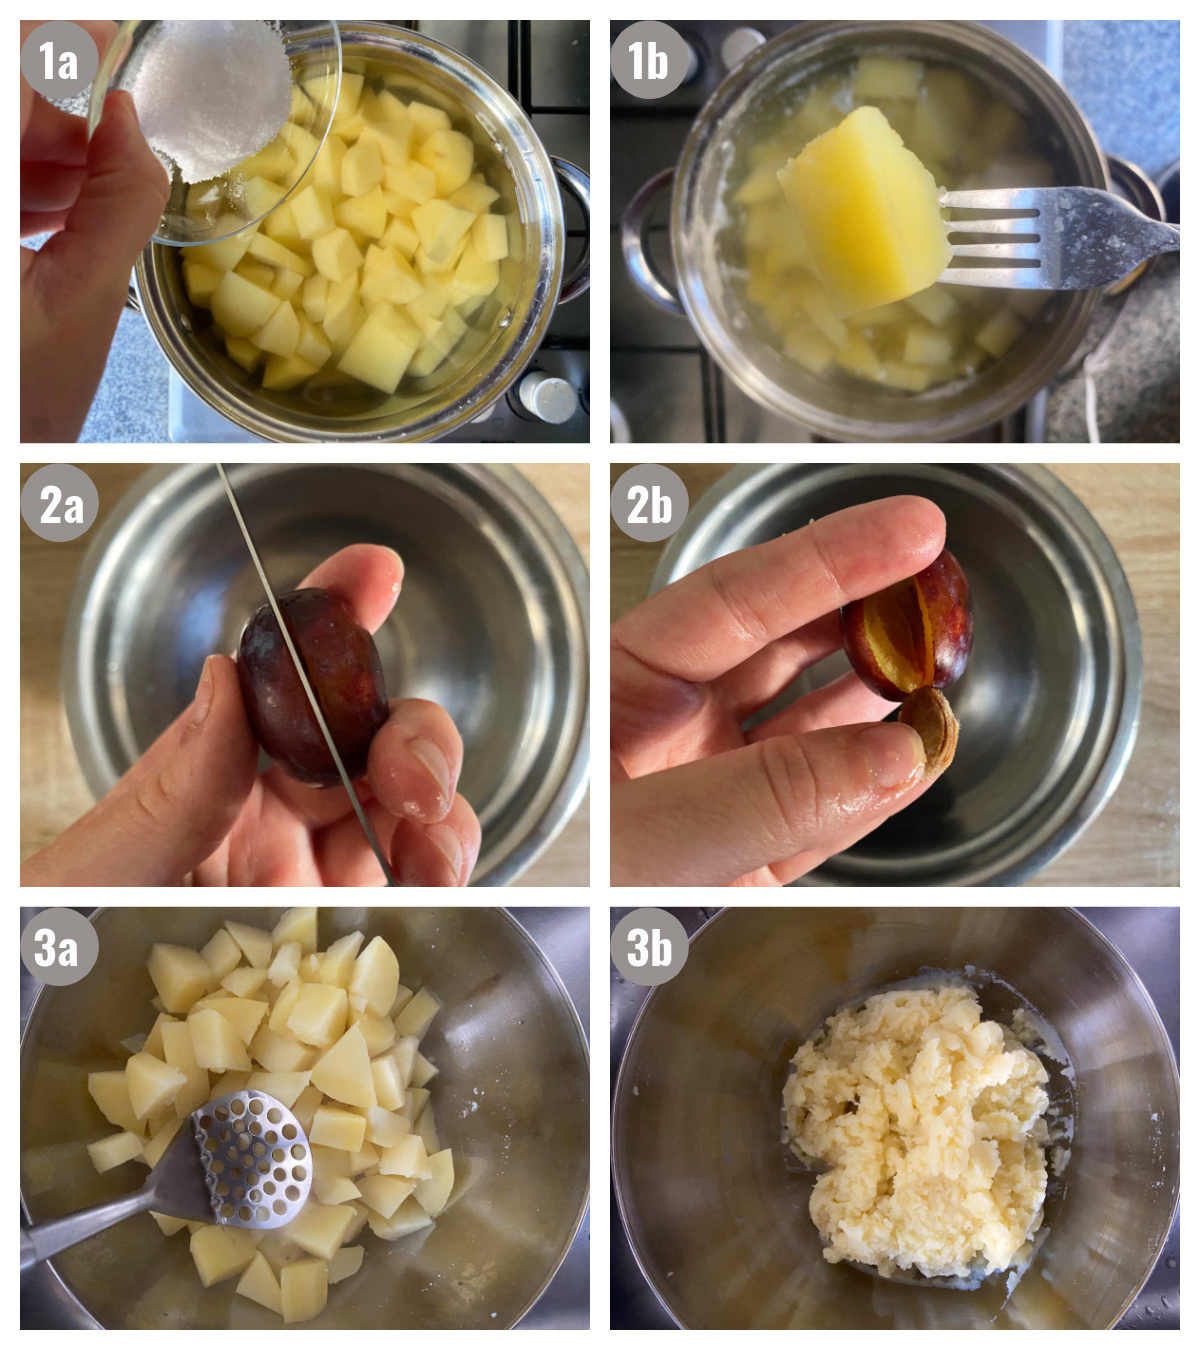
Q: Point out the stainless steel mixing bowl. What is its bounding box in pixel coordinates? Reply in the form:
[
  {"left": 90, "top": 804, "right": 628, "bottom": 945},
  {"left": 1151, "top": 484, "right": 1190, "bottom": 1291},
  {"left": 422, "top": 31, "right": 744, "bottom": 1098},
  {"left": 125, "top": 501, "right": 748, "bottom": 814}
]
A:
[
  {"left": 61, "top": 464, "right": 589, "bottom": 885},
  {"left": 612, "top": 907, "right": 1178, "bottom": 1330},
  {"left": 22, "top": 907, "right": 589, "bottom": 1329},
  {"left": 651, "top": 463, "right": 1141, "bottom": 885}
]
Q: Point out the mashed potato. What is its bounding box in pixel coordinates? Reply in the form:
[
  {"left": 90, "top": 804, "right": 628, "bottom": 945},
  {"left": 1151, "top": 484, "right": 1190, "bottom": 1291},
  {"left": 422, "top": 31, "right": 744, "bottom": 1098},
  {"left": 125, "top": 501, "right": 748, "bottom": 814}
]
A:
[{"left": 782, "top": 984, "right": 1050, "bottom": 1281}]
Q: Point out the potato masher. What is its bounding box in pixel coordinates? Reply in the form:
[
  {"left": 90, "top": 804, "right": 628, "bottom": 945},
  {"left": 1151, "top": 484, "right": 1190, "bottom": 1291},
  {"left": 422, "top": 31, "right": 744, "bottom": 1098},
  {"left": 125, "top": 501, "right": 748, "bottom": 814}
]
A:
[{"left": 20, "top": 1090, "right": 312, "bottom": 1271}]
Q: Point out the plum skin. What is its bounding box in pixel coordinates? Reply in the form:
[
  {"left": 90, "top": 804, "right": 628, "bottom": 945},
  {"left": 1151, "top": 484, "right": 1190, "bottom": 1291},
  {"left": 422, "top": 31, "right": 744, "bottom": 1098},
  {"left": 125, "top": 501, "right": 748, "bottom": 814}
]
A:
[
  {"left": 237, "top": 587, "right": 389, "bottom": 786},
  {"left": 841, "top": 549, "right": 973, "bottom": 702}
]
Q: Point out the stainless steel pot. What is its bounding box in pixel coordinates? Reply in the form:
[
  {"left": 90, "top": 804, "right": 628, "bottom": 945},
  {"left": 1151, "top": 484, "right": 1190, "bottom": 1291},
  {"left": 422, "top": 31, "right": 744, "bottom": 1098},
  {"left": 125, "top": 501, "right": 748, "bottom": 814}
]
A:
[
  {"left": 651, "top": 464, "right": 1141, "bottom": 885},
  {"left": 612, "top": 907, "right": 1179, "bottom": 1329},
  {"left": 622, "top": 21, "right": 1108, "bottom": 441},
  {"left": 61, "top": 464, "right": 589, "bottom": 885},
  {"left": 21, "top": 906, "right": 589, "bottom": 1329},
  {"left": 133, "top": 23, "right": 589, "bottom": 441}
]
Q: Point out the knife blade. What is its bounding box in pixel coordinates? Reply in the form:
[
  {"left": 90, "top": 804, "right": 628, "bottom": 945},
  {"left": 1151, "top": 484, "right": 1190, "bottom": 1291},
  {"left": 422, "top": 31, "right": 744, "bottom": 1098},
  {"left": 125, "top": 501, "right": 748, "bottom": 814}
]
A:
[{"left": 217, "top": 464, "right": 397, "bottom": 886}]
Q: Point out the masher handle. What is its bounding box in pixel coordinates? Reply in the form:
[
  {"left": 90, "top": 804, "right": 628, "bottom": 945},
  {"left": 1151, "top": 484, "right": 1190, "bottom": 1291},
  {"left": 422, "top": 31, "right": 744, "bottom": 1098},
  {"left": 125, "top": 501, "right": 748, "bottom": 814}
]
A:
[{"left": 20, "top": 1184, "right": 154, "bottom": 1272}]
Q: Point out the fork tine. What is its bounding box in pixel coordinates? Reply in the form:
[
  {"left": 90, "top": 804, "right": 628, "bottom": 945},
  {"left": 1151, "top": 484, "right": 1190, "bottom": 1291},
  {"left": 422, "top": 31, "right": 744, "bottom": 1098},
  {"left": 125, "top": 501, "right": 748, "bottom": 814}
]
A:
[
  {"left": 945, "top": 217, "right": 1041, "bottom": 236},
  {"left": 941, "top": 188, "right": 1042, "bottom": 211},
  {"left": 949, "top": 242, "right": 1042, "bottom": 262},
  {"left": 939, "top": 267, "right": 1043, "bottom": 288}
]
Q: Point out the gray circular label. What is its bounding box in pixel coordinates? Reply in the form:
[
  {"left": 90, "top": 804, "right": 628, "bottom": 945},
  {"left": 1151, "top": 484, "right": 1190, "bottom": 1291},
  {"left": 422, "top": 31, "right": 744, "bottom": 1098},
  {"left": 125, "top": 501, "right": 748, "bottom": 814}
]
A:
[
  {"left": 611, "top": 22, "right": 692, "bottom": 100},
  {"left": 21, "top": 22, "right": 99, "bottom": 99},
  {"left": 21, "top": 909, "right": 100, "bottom": 986},
  {"left": 21, "top": 464, "right": 99, "bottom": 541},
  {"left": 611, "top": 908, "right": 689, "bottom": 986},
  {"left": 611, "top": 464, "right": 689, "bottom": 542}
]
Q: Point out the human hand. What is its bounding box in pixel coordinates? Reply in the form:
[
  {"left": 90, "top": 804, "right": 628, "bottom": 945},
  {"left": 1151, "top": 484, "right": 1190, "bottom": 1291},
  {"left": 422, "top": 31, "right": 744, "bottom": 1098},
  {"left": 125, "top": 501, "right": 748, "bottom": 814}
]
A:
[
  {"left": 22, "top": 546, "right": 481, "bottom": 886},
  {"left": 21, "top": 20, "right": 169, "bottom": 441},
  {"left": 611, "top": 496, "right": 947, "bottom": 886}
]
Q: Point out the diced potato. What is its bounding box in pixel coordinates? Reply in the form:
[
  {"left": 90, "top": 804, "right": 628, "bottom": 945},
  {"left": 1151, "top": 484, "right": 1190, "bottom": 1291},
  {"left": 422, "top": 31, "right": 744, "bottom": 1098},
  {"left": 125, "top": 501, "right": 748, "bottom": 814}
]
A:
[
  {"left": 292, "top": 1085, "right": 323, "bottom": 1133},
  {"left": 414, "top": 1148, "right": 454, "bottom": 1217},
  {"left": 367, "top": 1195, "right": 434, "bottom": 1242},
  {"left": 268, "top": 941, "right": 302, "bottom": 988},
  {"left": 252, "top": 1026, "right": 319, "bottom": 1074},
  {"left": 854, "top": 55, "right": 923, "bottom": 101},
  {"left": 144, "top": 1116, "right": 181, "bottom": 1167},
  {"left": 236, "top": 1251, "right": 282, "bottom": 1315},
  {"left": 88, "top": 1070, "right": 141, "bottom": 1133},
  {"left": 353, "top": 1012, "right": 396, "bottom": 1057},
  {"left": 301, "top": 274, "right": 329, "bottom": 323},
  {"left": 191, "top": 219, "right": 256, "bottom": 273},
  {"left": 416, "top": 1104, "right": 440, "bottom": 1155},
  {"left": 253, "top": 300, "right": 300, "bottom": 357},
  {"left": 288, "top": 983, "right": 349, "bottom": 1047},
  {"left": 449, "top": 178, "right": 500, "bottom": 214},
  {"left": 247, "top": 233, "right": 314, "bottom": 277},
  {"left": 291, "top": 185, "right": 336, "bottom": 240},
  {"left": 151, "top": 1211, "right": 188, "bottom": 1236},
  {"left": 306, "top": 70, "right": 362, "bottom": 125},
  {"left": 347, "top": 1142, "right": 380, "bottom": 1175},
  {"left": 87, "top": 1130, "right": 144, "bottom": 1173},
  {"left": 906, "top": 284, "right": 958, "bottom": 327},
  {"left": 211, "top": 271, "right": 282, "bottom": 338},
  {"left": 240, "top": 175, "right": 287, "bottom": 221},
  {"left": 191, "top": 1225, "right": 260, "bottom": 1287},
  {"left": 270, "top": 979, "right": 303, "bottom": 1034},
  {"left": 975, "top": 307, "right": 1024, "bottom": 358},
  {"left": 222, "top": 966, "right": 269, "bottom": 998},
  {"left": 342, "top": 137, "right": 384, "bottom": 197},
  {"left": 778, "top": 106, "right": 950, "bottom": 314},
  {"left": 337, "top": 304, "right": 421, "bottom": 394},
  {"left": 371, "top": 1055, "right": 407, "bottom": 1111},
  {"left": 246, "top": 1071, "right": 311, "bottom": 1108},
  {"left": 902, "top": 323, "right": 954, "bottom": 366},
  {"left": 448, "top": 243, "right": 499, "bottom": 305},
  {"left": 390, "top": 1037, "right": 418, "bottom": 1086},
  {"left": 405, "top": 1087, "right": 430, "bottom": 1120},
  {"left": 349, "top": 936, "right": 400, "bottom": 1017},
  {"left": 335, "top": 186, "right": 388, "bottom": 240},
  {"left": 382, "top": 216, "right": 420, "bottom": 257},
  {"left": 236, "top": 137, "right": 293, "bottom": 182},
  {"left": 277, "top": 121, "right": 321, "bottom": 169},
  {"left": 211, "top": 1069, "right": 252, "bottom": 1097},
  {"left": 188, "top": 1009, "right": 252, "bottom": 1073},
  {"left": 148, "top": 944, "right": 213, "bottom": 1014},
  {"left": 411, "top": 199, "right": 475, "bottom": 265},
  {"left": 126, "top": 1051, "right": 187, "bottom": 1119},
  {"left": 274, "top": 908, "right": 319, "bottom": 954},
  {"left": 226, "top": 338, "right": 261, "bottom": 373},
  {"left": 410, "top": 1052, "right": 438, "bottom": 1088},
  {"left": 310, "top": 1024, "right": 377, "bottom": 1108},
  {"left": 183, "top": 259, "right": 221, "bottom": 306},
  {"left": 312, "top": 227, "right": 364, "bottom": 282},
  {"left": 280, "top": 1257, "right": 328, "bottom": 1324},
  {"left": 384, "top": 160, "right": 436, "bottom": 204},
  {"left": 275, "top": 266, "right": 306, "bottom": 300},
  {"left": 288, "top": 1203, "right": 356, "bottom": 1262},
  {"left": 329, "top": 1245, "right": 364, "bottom": 1285},
  {"left": 361, "top": 1105, "right": 411, "bottom": 1148},
  {"left": 195, "top": 997, "right": 268, "bottom": 1046},
  {"left": 360, "top": 120, "right": 411, "bottom": 167},
  {"left": 378, "top": 1133, "right": 430, "bottom": 1179},
  {"left": 296, "top": 317, "right": 332, "bottom": 369},
  {"left": 311, "top": 1105, "right": 367, "bottom": 1152},
  {"left": 261, "top": 201, "right": 303, "bottom": 248},
  {"left": 407, "top": 100, "right": 452, "bottom": 137},
  {"left": 236, "top": 259, "right": 277, "bottom": 291},
  {"left": 323, "top": 295, "right": 365, "bottom": 357},
  {"left": 315, "top": 1175, "right": 362, "bottom": 1206},
  {"left": 393, "top": 988, "right": 441, "bottom": 1039},
  {"left": 471, "top": 213, "right": 509, "bottom": 262},
  {"left": 360, "top": 246, "right": 424, "bottom": 306},
  {"left": 358, "top": 1173, "right": 416, "bottom": 1219},
  {"left": 415, "top": 128, "right": 474, "bottom": 196}
]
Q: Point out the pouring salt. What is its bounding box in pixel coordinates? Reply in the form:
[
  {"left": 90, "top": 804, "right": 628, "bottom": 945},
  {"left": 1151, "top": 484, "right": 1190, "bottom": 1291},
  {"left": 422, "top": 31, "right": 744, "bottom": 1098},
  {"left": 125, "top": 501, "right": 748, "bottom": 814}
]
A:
[{"left": 130, "top": 20, "right": 292, "bottom": 184}]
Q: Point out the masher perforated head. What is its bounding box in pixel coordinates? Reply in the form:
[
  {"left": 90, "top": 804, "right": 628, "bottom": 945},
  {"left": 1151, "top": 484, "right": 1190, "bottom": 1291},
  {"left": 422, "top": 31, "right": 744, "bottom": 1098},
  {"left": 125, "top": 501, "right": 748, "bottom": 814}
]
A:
[{"left": 189, "top": 1090, "right": 312, "bottom": 1228}]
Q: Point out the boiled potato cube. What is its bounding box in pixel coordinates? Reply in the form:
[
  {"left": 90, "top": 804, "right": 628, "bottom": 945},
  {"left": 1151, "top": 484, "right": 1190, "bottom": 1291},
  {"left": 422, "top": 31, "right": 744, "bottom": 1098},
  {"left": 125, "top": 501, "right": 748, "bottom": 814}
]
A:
[
  {"left": 290, "top": 84, "right": 315, "bottom": 126},
  {"left": 410, "top": 1052, "right": 438, "bottom": 1088},
  {"left": 211, "top": 1069, "right": 251, "bottom": 1097},
  {"left": 311, "top": 1105, "right": 367, "bottom": 1152},
  {"left": 268, "top": 941, "right": 302, "bottom": 988},
  {"left": 188, "top": 1009, "right": 252, "bottom": 1072},
  {"left": 361, "top": 246, "right": 424, "bottom": 306},
  {"left": 361, "top": 1105, "right": 411, "bottom": 1148},
  {"left": 246, "top": 1070, "right": 311, "bottom": 1108},
  {"left": 407, "top": 100, "right": 451, "bottom": 137},
  {"left": 329, "top": 1246, "right": 364, "bottom": 1285},
  {"left": 262, "top": 201, "right": 303, "bottom": 249},
  {"left": 236, "top": 1251, "right": 282, "bottom": 1315},
  {"left": 192, "top": 219, "right": 256, "bottom": 273},
  {"left": 367, "top": 1195, "right": 434, "bottom": 1242},
  {"left": 237, "top": 136, "right": 293, "bottom": 182},
  {"left": 263, "top": 353, "right": 319, "bottom": 390},
  {"left": 342, "top": 137, "right": 384, "bottom": 197},
  {"left": 405, "top": 1087, "right": 430, "bottom": 1120},
  {"left": 296, "top": 317, "right": 332, "bottom": 369},
  {"left": 292, "top": 1085, "right": 323, "bottom": 1133},
  {"left": 337, "top": 304, "right": 421, "bottom": 394},
  {"left": 88, "top": 1070, "right": 141, "bottom": 1133},
  {"left": 385, "top": 160, "right": 436, "bottom": 204},
  {"left": 383, "top": 216, "right": 420, "bottom": 257},
  {"left": 854, "top": 55, "right": 923, "bottom": 101},
  {"left": 301, "top": 274, "right": 329, "bottom": 323},
  {"left": 253, "top": 300, "right": 300, "bottom": 358},
  {"left": 274, "top": 908, "right": 318, "bottom": 954},
  {"left": 448, "top": 243, "right": 499, "bottom": 305},
  {"left": 183, "top": 259, "right": 221, "bottom": 306},
  {"left": 778, "top": 106, "right": 950, "bottom": 314},
  {"left": 315, "top": 1175, "right": 362, "bottom": 1206},
  {"left": 335, "top": 186, "right": 388, "bottom": 240},
  {"left": 472, "top": 213, "right": 509, "bottom": 262},
  {"left": 195, "top": 996, "right": 267, "bottom": 1045},
  {"left": 235, "top": 259, "right": 276, "bottom": 291},
  {"left": 288, "top": 1203, "right": 356, "bottom": 1262},
  {"left": 277, "top": 120, "right": 321, "bottom": 169},
  {"left": 414, "top": 1148, "right": 454, "bottom": 1217},
  {"left": 311, "top": 133, "right": 347, "bottom": 196},
  {"left": 316, "top": 931, "right": 365, "bottom": 987},
  {"left": 312, "top": 228, "right": 364, "bottom": 282},
  {"left": 269, "top": 979, "right": 303, "bottom": 1034},
  {"left": 876, "top": 360, "right": 936, "bottom": 391},
  {"left": 306, "top": 70, "right": 362, "bottom": 124},
  {"left": 148, "top": 944, "right": 213, "bottom": 1013},
  {"left": 126, "top": 1051, "right": 187, "bottom": 1119},
  {"left": 191, "top": 1225, "right": 259, "bottom": 1287},
  {"left": 358, "top": 1173, "right": 415, "bottom": 1219},
  {"left": 449, "top": 178, "right": 500, "bottom": 214},
  {"left": 144, "top": 1116, "right": 181, "bottom": 1167},
  {"left": 393, "top": 988, "right": 441, "bottom": 1039},
  {"left": 288, "top": 983, "right": 349, "bottom": 1047},
  {"left": 310, "top": 1024, "right": 376, "bottom": 1108},
  {"left": 374, "top": 88, "right": 409, "bottom": 123},
  {"left": 280, "top": 1258, "right": 328, "bottom": 1324},
  {"left": 902, "top": 323, "right": 954, "bottom": 365},
  {"left": 906, "top": 284, "right": 958, "bottom": 327},
  {"left": 291, "top": 185, "right": 336, "bottom": 240},
  {"left": 353, "top": 1012, "right": 396, "bottom": 1057},
  {"left": 412, "top": 199, "right": 475, "bottom": 265},
  {"left": 87, "top": 1130, "right": 144, "bottom": 1173},
  {"left": 390, "top": 1036, "right": 418, "bottom": 1086},
  {"left": 371, "top": 1054, "right": 407, "bottom": 1111},
  {"left": 211, "top": 271, "right": 282, "bottom": 338},
  {"left": 416, "top": 1105, "right": 440, "bottom": 1154},
  {"left": 323, "top": 296, "right": 365, "bottom": 357},
  {"left": 378, "top": 1133, "right": 429, "bottom": 1179},
  {"left": 415, "top": 128, "right": 474, "bottom": 195},
  {"left": 349, "top": 936, "right": 400, "bottom": 1017},
  {"left": 360, "top": 120, "right": 411, "bottom": 167},
  {"left": 248, "top": 233, "right": 314, "bottom": 277},
  {"left": 975, "top": 307, "right": 1023, "bottom": 358},
  {"left": 407, "top": 341, "right": 447, "bottom": 378},
  {"left": 222, "top": 966, "right": 269, "bottom": 998},
  {"left": 240, "top": 175, "right": 287, "bottom": 221},
  {"left": 151, "top": 1211, "right": 188, "bottom": 1236}
]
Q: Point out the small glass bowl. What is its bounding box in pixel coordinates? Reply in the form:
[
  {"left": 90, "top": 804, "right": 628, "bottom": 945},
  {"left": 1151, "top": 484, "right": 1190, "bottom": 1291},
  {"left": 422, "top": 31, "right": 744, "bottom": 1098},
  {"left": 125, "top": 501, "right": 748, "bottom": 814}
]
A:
[{"left": 88, "top": 19, "right": 341, "bottom": 246}]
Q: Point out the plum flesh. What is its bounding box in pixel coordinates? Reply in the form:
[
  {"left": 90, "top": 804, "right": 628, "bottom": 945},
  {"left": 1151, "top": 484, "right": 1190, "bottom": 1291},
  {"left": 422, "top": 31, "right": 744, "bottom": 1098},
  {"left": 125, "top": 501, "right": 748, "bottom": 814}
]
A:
[{"left": 237, "top": 587, "right": 388, "bottom": 786}]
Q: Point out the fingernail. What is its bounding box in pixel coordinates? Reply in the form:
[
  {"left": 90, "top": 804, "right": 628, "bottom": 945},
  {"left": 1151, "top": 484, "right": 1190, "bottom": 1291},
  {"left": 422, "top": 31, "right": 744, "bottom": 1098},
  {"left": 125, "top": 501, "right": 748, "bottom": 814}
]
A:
[
  {"left": 189, "top": 657, "right": 215, "bottom": 728},
  {"left": 858, "top": 722, "right": 925, "bottom": 789},
  {"left": 409, "top": 737, "right": 452, "bottom": 805},
  {"left": 427, "top": 825, "right": 463, "bottom": 881}
]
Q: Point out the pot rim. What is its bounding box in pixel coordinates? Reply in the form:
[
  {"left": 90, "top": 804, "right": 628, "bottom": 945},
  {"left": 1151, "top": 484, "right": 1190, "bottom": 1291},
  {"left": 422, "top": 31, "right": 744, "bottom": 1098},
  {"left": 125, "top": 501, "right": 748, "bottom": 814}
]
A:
[
  {"left": 668, "top": 20, "right": 1109, "bottom": 441},
  {"left": 135, "top": 22, "right": 566, "bottom": 442}
]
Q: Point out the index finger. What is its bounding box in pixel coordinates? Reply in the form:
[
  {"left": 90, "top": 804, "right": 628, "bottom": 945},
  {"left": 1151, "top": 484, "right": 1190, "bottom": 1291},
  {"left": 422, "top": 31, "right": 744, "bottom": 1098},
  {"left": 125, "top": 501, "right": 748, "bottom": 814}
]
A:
[
  {"left": 614, "top": 495, "right": 945, "bottom": 684},
  {"left": 298, "top": 543, "right": 404, "bottom": 634}
]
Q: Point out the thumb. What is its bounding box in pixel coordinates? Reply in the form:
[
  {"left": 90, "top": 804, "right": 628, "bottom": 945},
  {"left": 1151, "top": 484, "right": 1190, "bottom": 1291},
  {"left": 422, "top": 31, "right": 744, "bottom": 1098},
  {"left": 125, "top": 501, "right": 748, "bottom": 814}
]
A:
[
  {"left": 22, "top": 657, "right": 259, "bottom": 886},
  {"left": 22, "top": 91, "right": 168, "bottom": 441},
  {"left": 611, "top": 722, "right": 932, "bottom": 886}
]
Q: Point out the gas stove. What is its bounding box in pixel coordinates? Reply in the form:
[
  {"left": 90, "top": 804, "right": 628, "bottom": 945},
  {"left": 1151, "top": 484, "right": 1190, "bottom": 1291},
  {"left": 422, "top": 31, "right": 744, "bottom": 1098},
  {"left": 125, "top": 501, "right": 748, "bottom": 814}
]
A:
[
  {"left": 610, "top": 20, "right": 1060, "bottom": 443},
  {"left": 170, "top": 20, "right": 589, "bottom": 443}
]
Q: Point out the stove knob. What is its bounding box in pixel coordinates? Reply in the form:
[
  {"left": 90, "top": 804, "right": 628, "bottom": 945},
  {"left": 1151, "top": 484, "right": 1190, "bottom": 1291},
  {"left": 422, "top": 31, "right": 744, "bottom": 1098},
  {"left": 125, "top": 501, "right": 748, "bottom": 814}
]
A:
[
  {"left": 721, "top": 27, "right": 765, "bottom": 71},
  {"left": 517, "top": 372, "right": 578, "bottom": 424}
]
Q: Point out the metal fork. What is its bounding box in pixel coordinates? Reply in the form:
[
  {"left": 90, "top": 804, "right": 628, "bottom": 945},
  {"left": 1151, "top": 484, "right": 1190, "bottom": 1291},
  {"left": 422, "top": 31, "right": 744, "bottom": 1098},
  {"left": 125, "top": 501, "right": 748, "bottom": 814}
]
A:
[{"left": 938, "top": 187, "right": 1179, "bottom": 289}]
